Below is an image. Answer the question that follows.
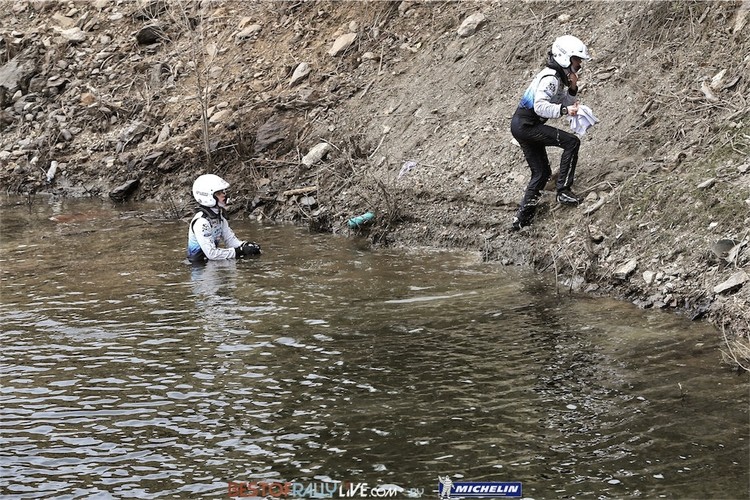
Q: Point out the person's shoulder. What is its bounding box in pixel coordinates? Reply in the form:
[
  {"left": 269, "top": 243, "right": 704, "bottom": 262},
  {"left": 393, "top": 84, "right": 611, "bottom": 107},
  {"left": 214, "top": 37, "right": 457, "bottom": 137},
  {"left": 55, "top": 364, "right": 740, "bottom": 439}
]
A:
[{"left": 192, "top": 211, "right": 210, "bottom": 225}]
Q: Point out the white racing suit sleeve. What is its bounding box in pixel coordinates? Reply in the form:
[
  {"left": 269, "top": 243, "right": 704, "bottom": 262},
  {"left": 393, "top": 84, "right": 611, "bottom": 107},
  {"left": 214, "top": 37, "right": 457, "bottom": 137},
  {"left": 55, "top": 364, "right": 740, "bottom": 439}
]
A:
[
  {"left": 220, "top": 217, "right": 243, "bottom": 250},
  {"left": 187, "top": 213, "right": 242, "bottom": 261},
  {"left": 525, "top": 68, "right": 577, "bottom": 120}
]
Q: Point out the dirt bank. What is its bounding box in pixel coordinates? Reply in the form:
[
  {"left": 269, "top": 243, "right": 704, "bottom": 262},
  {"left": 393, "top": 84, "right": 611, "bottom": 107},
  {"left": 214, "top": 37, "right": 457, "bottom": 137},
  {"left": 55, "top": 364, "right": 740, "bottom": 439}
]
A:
[{"left": 1, "top": 1, "right": 749, "bottom": 367}]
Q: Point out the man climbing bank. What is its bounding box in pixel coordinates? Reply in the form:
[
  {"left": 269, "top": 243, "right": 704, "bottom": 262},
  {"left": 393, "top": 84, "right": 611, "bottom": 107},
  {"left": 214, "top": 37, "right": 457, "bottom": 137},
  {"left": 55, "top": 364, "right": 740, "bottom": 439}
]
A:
[
  {"left": 510, "top": 35, "right": 592, "bottom": 231},
  {"left": 187, "top": 174, "right": 261, "bottom": 263}
]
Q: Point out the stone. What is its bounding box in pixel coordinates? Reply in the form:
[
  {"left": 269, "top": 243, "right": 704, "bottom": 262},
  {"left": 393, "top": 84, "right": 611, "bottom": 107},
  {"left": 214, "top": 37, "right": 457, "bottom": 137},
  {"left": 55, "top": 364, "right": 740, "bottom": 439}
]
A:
[
  {"left": 254, "top": 115, "right": 288, "bottom": 153},
  {"left": 302, "top": 143, "right": 331, "bottom": 166},
  {"left": 643, "top": 270, "right": 656, "bottom": 286},
  {"left": 0, "top": 54, "right": 37, "bottom": 95},
  {"left": 457, "top": 12, "right": 487, "bottom": 37},
  {"left": 713, "top": 270, "right": 748, "bottom": 294},
  {"left": 109, "top": 178, "right": 140, "bottom": 202},
  {"left": 328, "top": 33, "right": 357, "bottom": 56},
  {"left": 57, "top": 27, "right": 86, "bottom": 42},
  {"left": 136, "top": 25, "right": 164, "bottom": 45},
  {"left": 614, "top": 258, "right": 638, "bottom": 280},
  {"left": 236, "top": 24, "right": 261, "bottom": 39},
  {"left": 156, "top": 124, "right": 170, "bottom": 144},
  {"left": 290, "top": 62, "right": 311, "bottom": 86},
  {"left": 208, "top": 109, "right": 232, "bottom": 124},
  {"left": 300, "top": 195, "right": 316, "bottom": 207},
  {"left": 697, "top": 178, "right": 715, "bottom": 190}
]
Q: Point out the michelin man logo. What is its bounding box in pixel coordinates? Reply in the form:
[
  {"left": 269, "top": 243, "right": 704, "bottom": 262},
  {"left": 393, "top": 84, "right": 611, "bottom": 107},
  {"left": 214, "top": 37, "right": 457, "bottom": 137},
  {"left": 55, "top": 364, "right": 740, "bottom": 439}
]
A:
[{"left": 438, "top": 476, "right": 453, "bottom": 499}]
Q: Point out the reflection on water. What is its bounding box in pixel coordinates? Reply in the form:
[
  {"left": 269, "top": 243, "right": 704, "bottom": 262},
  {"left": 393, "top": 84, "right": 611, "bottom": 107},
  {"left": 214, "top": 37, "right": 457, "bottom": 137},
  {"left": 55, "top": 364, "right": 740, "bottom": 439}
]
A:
[{"left": 0, "top": 197, "right": 748, "bottom": 499}]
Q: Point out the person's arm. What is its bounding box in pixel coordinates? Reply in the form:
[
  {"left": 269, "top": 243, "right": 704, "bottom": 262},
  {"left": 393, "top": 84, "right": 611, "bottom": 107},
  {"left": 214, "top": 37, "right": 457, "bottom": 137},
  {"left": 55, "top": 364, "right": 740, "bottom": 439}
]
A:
[
  {"left": 220, "top": 218, "right": 243, "bottom": 249},
  {"left": 533, "top": 75, "right": 567, "bottom": 119},
  {"left": 194, "top": 218, "right": 237, "bottom": 260}
]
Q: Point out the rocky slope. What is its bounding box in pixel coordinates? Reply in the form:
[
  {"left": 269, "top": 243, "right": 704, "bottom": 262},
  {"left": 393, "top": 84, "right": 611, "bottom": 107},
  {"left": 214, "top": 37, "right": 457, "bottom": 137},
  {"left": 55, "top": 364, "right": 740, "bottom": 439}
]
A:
[{"left": 1, "top": 0, "right": 749, "bottom": 367}]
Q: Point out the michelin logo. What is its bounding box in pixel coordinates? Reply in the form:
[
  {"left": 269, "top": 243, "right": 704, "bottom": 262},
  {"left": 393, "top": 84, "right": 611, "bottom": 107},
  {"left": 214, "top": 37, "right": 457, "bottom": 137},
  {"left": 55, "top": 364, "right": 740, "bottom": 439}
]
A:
[{"left": 437, "top": 478, "right": 522, "bottom": 499}]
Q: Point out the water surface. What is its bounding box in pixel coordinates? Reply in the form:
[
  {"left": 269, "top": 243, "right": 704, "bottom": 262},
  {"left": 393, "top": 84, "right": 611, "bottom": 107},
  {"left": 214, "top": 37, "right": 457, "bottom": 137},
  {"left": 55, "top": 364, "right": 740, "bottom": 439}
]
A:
[{"left": 0, "top": 197, "right": 747, "bottom": 499}]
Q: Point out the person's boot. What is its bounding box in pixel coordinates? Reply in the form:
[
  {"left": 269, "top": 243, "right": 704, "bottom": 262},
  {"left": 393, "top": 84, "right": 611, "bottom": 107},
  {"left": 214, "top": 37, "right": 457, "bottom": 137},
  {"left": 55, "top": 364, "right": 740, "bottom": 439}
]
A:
[
  {"left": 556, "top": 188, "right": 581, "bottom": 205},
  {"left": 510, "top": 205, "right": 536, "bottom": 231}
]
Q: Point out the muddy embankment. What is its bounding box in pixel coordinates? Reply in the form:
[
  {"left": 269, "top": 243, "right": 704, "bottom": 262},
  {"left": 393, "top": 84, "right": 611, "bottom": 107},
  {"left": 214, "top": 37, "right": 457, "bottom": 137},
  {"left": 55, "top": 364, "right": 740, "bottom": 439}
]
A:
[{"left": 1, "top": 1, "right": 749, "bottom": 367}]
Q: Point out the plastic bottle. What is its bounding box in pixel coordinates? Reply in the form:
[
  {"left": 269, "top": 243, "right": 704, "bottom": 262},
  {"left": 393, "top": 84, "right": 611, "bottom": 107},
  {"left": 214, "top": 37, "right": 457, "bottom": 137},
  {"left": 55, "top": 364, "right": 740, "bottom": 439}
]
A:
[{"left": 347, "top": 211, "right": 375, "bottom": 228}]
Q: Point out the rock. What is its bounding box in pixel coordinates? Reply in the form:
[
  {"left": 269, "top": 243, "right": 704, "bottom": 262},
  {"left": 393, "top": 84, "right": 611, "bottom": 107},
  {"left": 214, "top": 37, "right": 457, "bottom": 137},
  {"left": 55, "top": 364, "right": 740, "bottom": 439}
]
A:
[
  {"left": 710, "top": 69, "right": 726, "bottom": 90},
  {"left": 0, "top": 54, "right": 37, "bottom": 95},
  {"left": 156, "top": 124, "right": 170, "bottom": 144},
  {"left": 59, "top": 27, "right": 87, "bottom": 43},
  {"left": 290, "top": 62, "right": 311, "bottom": 86},
  {"left": 254, "top": 115, "right": 289, "bottom": 153},
  {"left": 713, "top": 270, "right": 748, "bottom": 294},
  {"left": 209, "top": 108, "right": 233, "bottom": 124},
  {"left": 136, "top": 25, "right": 164, "bottom": 45},
  {"left": 328, "top": 33, "right": 357, "bottom": 56},
  {"left": 46, "top": 161, "right": 58, "bottom": 182},
  {"left": 117, "top": 121, "right": 148, "bottom": 151},
  {"left": 299, "top": 195, "right": 316, "bottom": 207},
  {"left": 711, "top": 239, "right": 741, "bottom": 262},
  {"left": 697, "top": 178, "right": 715, "bottom": 190},
  {"left": 457, "top": 12, "right": 487, "bottom": 37},
  {"left": 614, "top": 258, "right": 638, "bottom": 280},
  {"left": 236, "top": 24, "right": 261, "bottom": 39},
  {"left": 302, "top": 142, "right": 332, "bottom": 166},
  {"left": 109, "top": 178, "right": 140, "bottom": 202},
  {"left": 80, "top": 92, "right": 97, "bottom": 106},
  {"left": 643, "top": 270, "right": 656, "bottom": 286}
]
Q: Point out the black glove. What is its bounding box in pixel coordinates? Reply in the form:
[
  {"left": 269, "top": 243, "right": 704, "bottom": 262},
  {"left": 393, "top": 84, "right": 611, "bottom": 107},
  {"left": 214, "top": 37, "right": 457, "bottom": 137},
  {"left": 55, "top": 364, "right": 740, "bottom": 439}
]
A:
[{"left": 235, "top": 241, "right": 262, "bottom": 258}]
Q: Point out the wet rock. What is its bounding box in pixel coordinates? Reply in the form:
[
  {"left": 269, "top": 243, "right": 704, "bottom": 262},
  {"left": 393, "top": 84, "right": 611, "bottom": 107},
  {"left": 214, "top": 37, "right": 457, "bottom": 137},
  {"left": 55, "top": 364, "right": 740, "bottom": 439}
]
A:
[
  {"left": 457, "top": 12, "right": 487, "bottom": 37},
  {"left": 328, "top": 33, "right": 357, "bottom": 56},
  {"left": 109, "top": 178, "right": 140, "bottom": 202},
  {"left": 713, "top": 270, "right": 748, "bottom": 295}
]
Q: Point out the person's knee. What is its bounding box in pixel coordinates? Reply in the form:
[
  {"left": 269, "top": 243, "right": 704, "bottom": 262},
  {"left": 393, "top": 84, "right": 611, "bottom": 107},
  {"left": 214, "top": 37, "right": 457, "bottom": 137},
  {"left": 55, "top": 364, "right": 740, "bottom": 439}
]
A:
[{"left": 564, "top": 135, "right": 580, "bottom": 150}]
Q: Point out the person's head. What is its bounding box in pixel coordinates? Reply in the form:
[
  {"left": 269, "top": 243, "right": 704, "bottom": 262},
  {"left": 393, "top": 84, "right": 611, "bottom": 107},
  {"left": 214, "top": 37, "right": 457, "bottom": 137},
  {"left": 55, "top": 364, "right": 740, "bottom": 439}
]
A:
[
  {"left": 551, "top": 35, "right": 590, "bottom": 73},
  {"left": 192, "top": 174, "right": 230, "bottom": 209}
]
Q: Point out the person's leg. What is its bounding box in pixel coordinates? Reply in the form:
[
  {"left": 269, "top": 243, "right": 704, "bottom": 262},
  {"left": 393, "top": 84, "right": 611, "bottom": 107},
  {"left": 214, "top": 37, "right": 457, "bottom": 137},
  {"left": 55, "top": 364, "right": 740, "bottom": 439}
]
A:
[
  {"left": 511, "top": 118, "right": 554, "bottom": 229},
  {"left": 522, "top": 124, "right": 581, "bottom": 203},
  {"left": 513, "top": 142, "right": 551, "bottom": 228},
  {"left": 555, "top": 129, "right": 580, "bottom": 194}
]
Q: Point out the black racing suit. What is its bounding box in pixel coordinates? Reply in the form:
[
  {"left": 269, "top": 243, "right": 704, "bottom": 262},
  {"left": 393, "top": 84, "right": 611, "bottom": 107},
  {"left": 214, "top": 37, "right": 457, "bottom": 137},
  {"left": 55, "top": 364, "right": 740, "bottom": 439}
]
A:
[{"left": 510, "top": 60, "right": 581, "bottom": 226}]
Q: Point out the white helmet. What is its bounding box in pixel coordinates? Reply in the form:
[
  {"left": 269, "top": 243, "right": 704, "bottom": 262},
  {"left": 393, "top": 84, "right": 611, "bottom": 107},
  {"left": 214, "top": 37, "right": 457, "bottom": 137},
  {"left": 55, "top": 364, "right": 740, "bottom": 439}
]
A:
[
  {"left": 192, "top": 173, "right": 229, "bottom": 207},
  {"left": 551, "top": 35, "right": 590, "bottom": 68}
]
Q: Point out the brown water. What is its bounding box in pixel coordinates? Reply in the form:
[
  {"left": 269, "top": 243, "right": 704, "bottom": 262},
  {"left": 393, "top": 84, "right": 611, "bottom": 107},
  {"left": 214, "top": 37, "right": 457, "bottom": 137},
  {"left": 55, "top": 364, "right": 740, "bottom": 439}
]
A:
[{"left": 0, "top": 197, "right": 748, "bottom": 499}]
